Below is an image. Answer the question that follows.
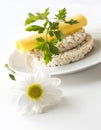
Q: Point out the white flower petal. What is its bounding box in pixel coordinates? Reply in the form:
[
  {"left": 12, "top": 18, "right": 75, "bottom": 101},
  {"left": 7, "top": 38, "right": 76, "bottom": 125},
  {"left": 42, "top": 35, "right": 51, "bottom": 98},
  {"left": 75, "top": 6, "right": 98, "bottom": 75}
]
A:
[
  {"left": 37, "top": 88, "right": 62, "bottom": 107},
  {"left": 34, "top": 68, "right": 50, "bottom": 83},
  {"left": 43, "top": 85, "right": 62, "bottom": 96},
  {"left": 36, "top": 77, "right": 61, "bottom": 90},
  {"left": 22, "top": 101, "right": 35, "bottom": 114},
  {"left": 31, "top": 105, "right": 43, "bottom": 114},
  {"left": 18, "top": 94, "right": 29, "bottom": 107},
  {"left": 43, "top": 92, "right": 62, "bottom": 106},
  {"left": 18, "top": 101, "right": 34, "bottom": 115},
  {"left": 14, "top": 73, "right": 28, "bottom": 82},
  {"left": 45, "top": 78, "right": 61, "bottom": 87},
  {"left": 25, "top": 74, "right": 35, "bottom": 85},
  {"left": 11, "top": 67, "right": 63, "bottom": 114},
  {"left": 21, "top": 101, "right": 43, "bottom": 114}
]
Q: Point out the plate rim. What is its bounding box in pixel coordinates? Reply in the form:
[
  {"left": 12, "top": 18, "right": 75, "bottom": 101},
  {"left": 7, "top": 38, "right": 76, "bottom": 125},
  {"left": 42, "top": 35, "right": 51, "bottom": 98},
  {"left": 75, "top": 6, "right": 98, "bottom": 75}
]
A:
[{"left": 8, "top": 39, "right": 101, "bottom": 75}]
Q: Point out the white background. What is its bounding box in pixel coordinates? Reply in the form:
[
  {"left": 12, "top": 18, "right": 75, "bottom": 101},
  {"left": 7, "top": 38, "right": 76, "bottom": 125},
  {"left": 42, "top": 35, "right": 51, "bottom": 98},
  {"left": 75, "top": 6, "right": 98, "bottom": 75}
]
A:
[{"left": 0, "top": 0, "right": 101, "bottom": 130}]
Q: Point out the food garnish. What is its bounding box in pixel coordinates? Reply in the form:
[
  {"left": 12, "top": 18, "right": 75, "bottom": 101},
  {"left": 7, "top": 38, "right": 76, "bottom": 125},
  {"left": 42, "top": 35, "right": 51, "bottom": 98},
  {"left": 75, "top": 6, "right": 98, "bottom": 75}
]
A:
[{"left": 16, "top": 8, "right": 79, "bottom": 64}]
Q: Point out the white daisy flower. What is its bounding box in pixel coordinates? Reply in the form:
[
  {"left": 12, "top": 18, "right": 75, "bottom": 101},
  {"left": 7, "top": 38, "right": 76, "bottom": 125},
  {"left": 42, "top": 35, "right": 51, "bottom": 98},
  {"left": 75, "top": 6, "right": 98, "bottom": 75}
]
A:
[{"left": 11, "top": 68, "right": 62, "bottom": 114}]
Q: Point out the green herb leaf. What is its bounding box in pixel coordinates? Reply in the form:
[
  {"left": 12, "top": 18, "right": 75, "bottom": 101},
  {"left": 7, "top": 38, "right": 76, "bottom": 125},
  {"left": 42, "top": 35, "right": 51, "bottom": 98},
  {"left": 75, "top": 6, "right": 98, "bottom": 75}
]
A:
[
  {"left": 36, "top": 37, "right": 45, "bottom": 42},
  {"left": 44, "top": 49, "right": 52, "bottom": 64},
  {"left": 65, "top": 19, "right": 79, "bottom": 25},
  {"left": 48, "top": 42, "right": 59, "bottom": 55},
  {"left": 25, "top": 13, "right": 38, "bottom": 25},
  {"left": 25, "top": 25, "right": 45, "bottom": 33},
  {"left": 36, "top": 8, "right": 49, "bottom": 20},
  {"left": 25, "top": 8, "right": 49, "bottom": 26},
  {"left": 9, "top": 74, "right": 16, "bottom": 81},
  {"left": 49, "top": 21, "right": 59, "bottom": 30},
  {"left": 54, "top": 30, "right": 64, "bottom": 41},
  {"left": 55, "top": 8, "right": 67, "bottom": 21},
  {"left": 48, "top": 30, "right": 54, "bottom": 37},
  {"left": 36, "top": 37, "right": 46, "bottom": 51},
  {"left": 43, "top": 18, "right": 49, "bottom": 28},
  {"left": 36, "top": 37, "right": 59, "bottom": 64}
]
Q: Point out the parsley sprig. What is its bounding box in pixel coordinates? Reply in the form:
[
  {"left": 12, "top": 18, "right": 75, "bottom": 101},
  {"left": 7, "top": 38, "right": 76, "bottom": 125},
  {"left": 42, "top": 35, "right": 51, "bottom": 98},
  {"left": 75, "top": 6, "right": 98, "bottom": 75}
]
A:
[{"left": 25, "top": 8, "right": 78, "bottom": 64}]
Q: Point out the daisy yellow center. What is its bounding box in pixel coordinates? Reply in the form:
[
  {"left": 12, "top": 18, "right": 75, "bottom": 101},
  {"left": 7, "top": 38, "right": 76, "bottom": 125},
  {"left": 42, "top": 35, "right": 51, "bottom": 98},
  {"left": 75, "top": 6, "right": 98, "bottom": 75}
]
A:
[{"left": 27, "top": 84, "right": 43, "bottom": 100}]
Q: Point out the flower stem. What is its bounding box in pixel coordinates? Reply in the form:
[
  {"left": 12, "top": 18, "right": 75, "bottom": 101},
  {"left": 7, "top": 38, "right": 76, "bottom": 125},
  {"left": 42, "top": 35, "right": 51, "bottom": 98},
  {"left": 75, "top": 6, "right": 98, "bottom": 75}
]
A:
[{"left": 4, "top": 64, "right": 15, "bottom": 74}]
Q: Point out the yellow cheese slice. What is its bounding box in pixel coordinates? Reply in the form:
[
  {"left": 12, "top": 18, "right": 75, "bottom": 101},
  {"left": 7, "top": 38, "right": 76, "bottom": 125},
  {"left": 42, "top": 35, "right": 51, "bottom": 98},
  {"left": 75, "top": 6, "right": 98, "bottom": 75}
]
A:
[{"left": 16, "top": 14, "right": 87, "bottom": 53}]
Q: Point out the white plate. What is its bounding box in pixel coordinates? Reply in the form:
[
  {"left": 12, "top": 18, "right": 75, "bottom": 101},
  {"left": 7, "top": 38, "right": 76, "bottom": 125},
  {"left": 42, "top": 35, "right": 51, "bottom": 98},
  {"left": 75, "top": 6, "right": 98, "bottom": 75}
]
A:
[{"left": 8, "top": 39, "right": 101, "bottom": 75}]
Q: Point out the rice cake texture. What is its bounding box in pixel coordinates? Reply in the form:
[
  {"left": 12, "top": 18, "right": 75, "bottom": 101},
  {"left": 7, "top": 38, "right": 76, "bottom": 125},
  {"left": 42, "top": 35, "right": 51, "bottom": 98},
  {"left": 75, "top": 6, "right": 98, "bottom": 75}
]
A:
[{"left": 29, "top": 31, "right": 94, "bottom": 67}]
